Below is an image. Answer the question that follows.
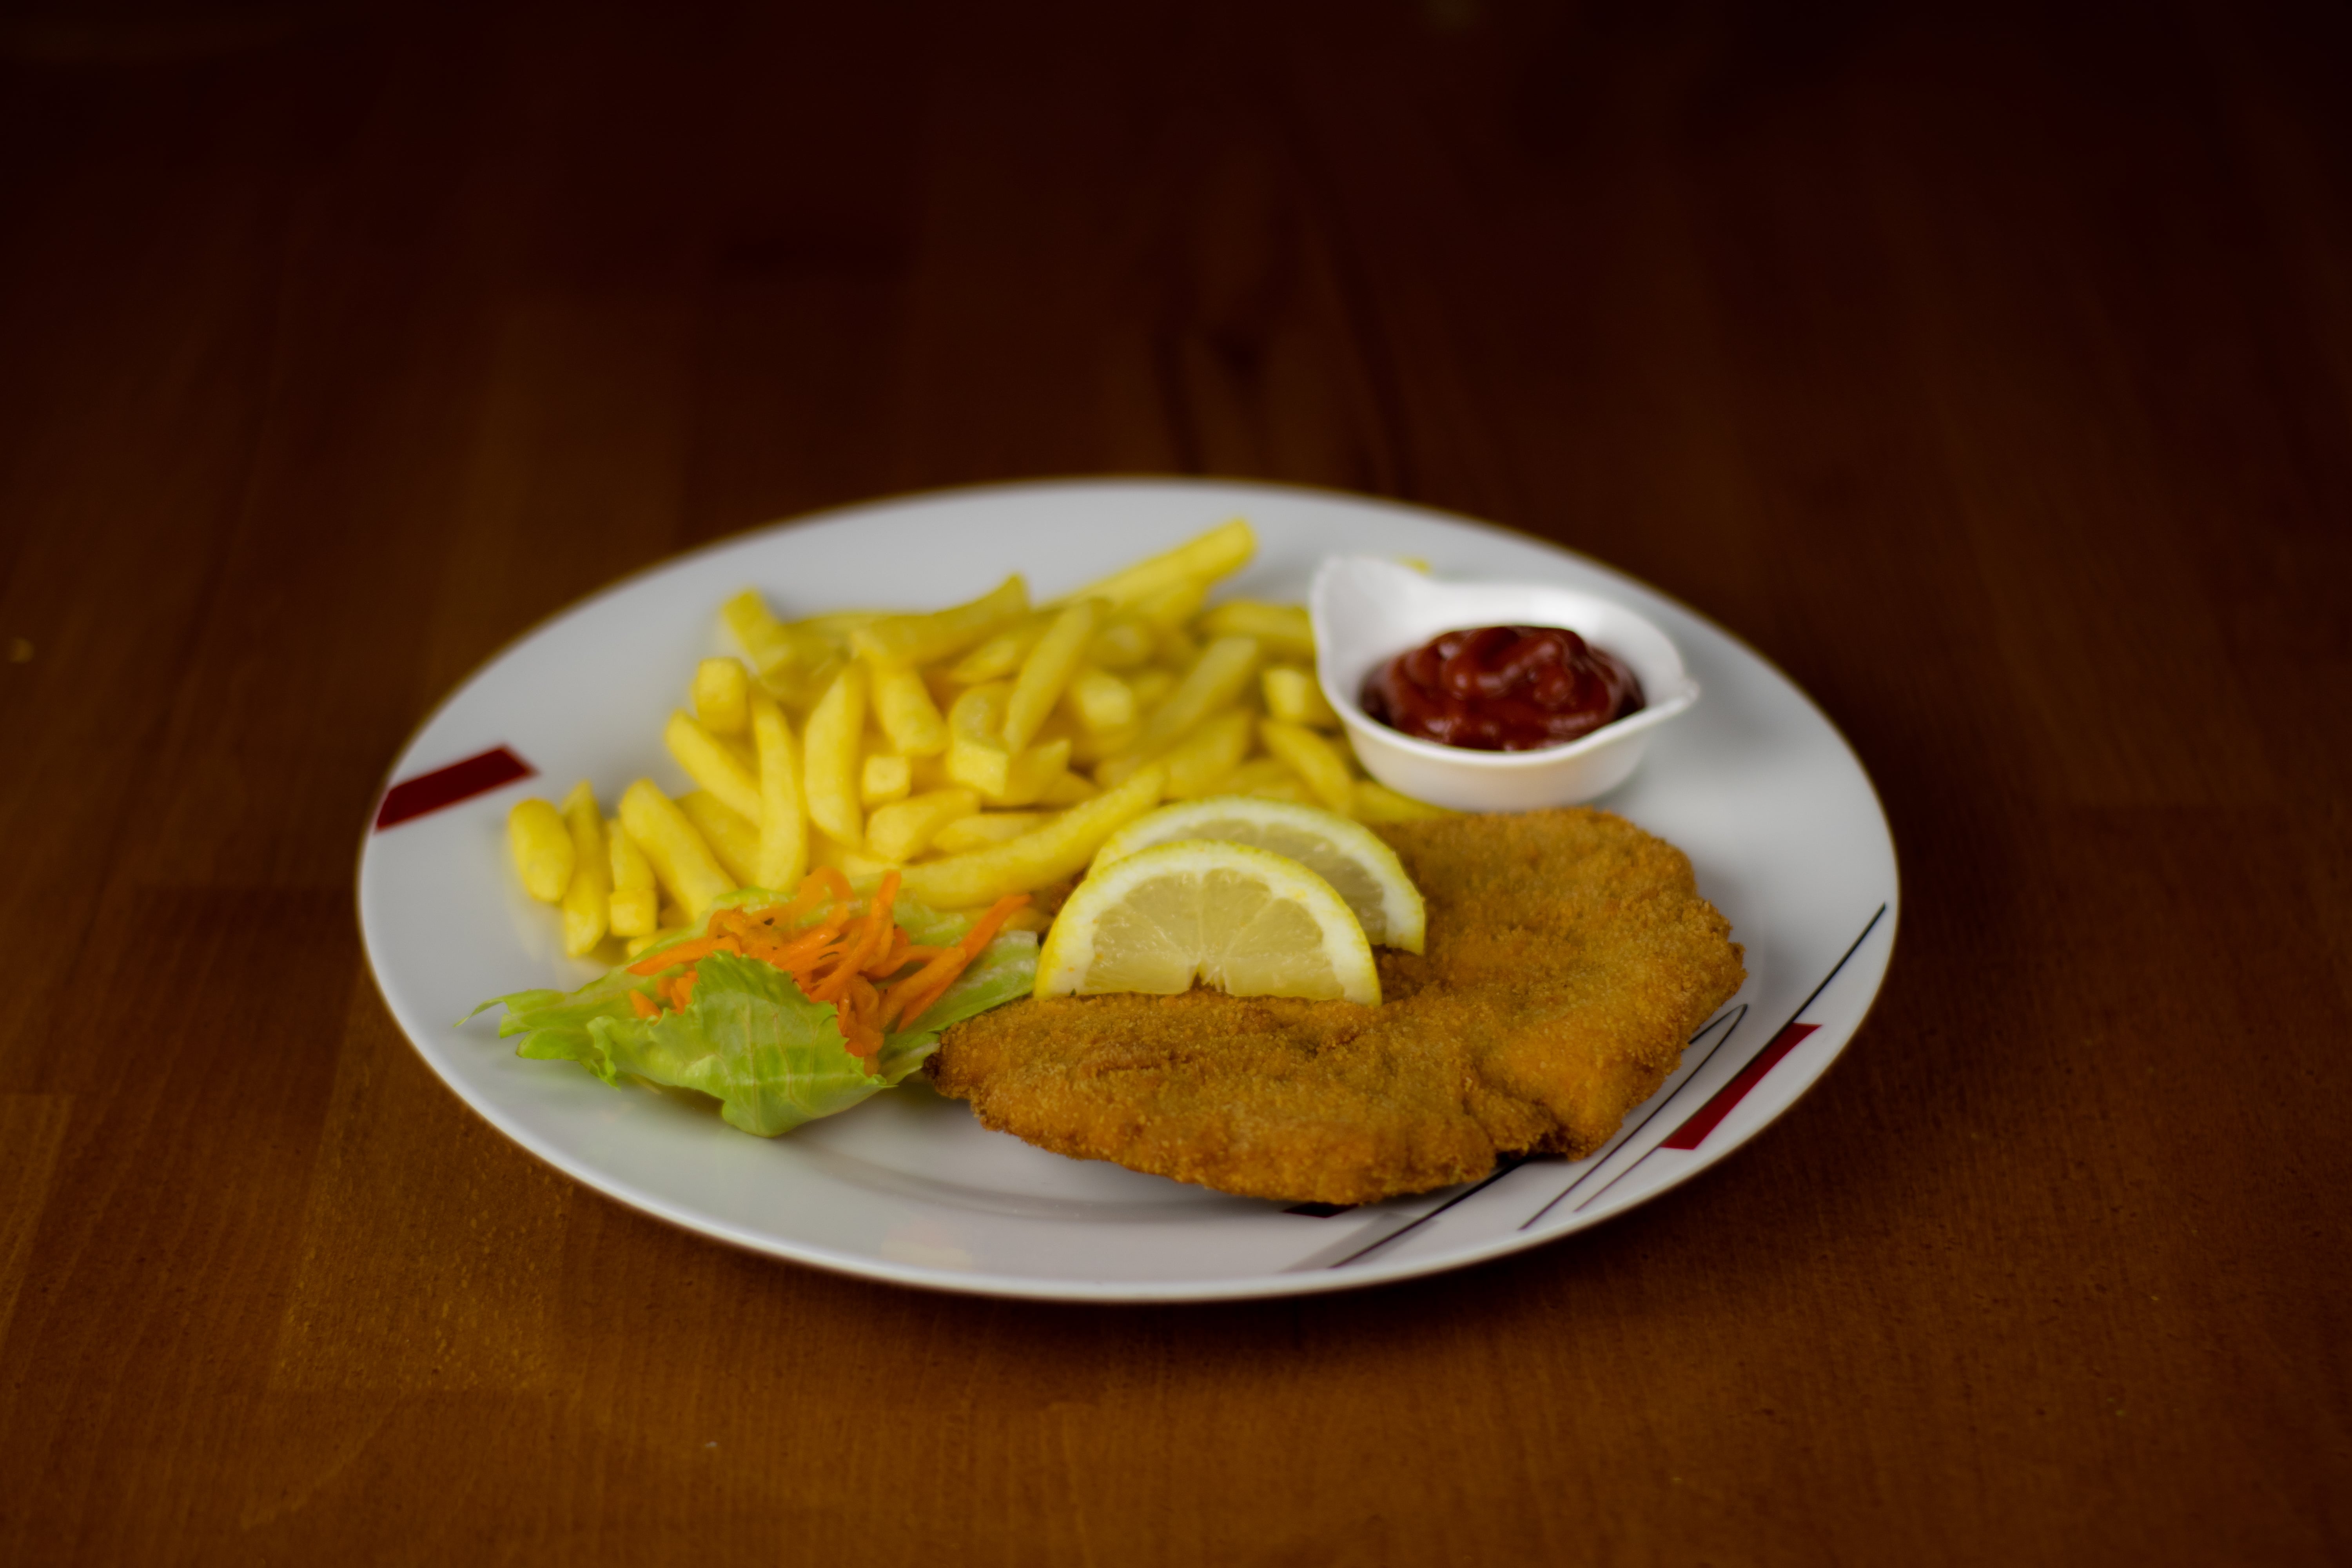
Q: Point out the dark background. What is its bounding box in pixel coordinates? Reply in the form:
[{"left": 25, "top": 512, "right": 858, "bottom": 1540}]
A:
[{"left": 3, "top": 1, "right": 2348, "bottom": 1563}]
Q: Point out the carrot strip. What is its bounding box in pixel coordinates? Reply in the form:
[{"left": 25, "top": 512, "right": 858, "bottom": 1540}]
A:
[
  {"left": 630, "top": 990, "right": 660, "bottom": 1020},
  {"left": 955, "top": 893, "right": 1029, "bottom": 958},
  {"left": 862, "top": 926, "right": 912, "bottom": 978},
  {"left": 884, "top": 977, "right": 955, "bottom": 1032},
  {"left": 815, "top": 871, "right": 901, "bottom": 996},
  {"left": 840, "top": 975, "right": 883, "bottom": 1064},
  {"left": 762, "top": 924, "right": 846, "bottom": 969},
  {"left": 627, "top": 933, "right": 740, "bottom": 975},
  {"left": 881, "top": 893, "right": 1033, "bottom": 1029},
  {"left": 807, "top": 886, "right": 895, "bottom": 1002},
  {"left": 878, "top": 948, "right": 962, "bottom": 1029}
]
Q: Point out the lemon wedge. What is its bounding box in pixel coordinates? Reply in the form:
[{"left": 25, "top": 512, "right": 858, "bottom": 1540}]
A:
[
  {"left": 1036, "top": 840, "right": 1381, "bottom": 1004},
  {"left": 1091, "top": 796, "right": 1426, "bottom": 953}
]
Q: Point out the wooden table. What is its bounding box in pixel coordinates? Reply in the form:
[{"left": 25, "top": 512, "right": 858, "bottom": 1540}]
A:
[{"left": 5, "top": 1, "right": 2347, "bottom": 1561}]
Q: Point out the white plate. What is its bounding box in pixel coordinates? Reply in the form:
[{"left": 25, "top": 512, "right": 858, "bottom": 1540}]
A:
[{"left": 357, "top": 479, "right": 1900, "bottom": 1302}]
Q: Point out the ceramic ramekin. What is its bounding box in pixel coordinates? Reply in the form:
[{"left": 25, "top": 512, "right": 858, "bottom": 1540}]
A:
[{"left": 1309, "top": 555, "right": 1700, "bottom": 811}]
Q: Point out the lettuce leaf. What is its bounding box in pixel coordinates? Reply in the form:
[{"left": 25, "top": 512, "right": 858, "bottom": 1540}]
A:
[{"left": 477, "top": 922, "right": 1036, "bottom": 1137}]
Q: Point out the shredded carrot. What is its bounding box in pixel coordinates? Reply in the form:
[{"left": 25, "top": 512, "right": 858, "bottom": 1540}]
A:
[
  {"left": 759, "top": 924, "right": 846, "bottom": 970},
  {"left": 807, "top": 871, "right": 902, "bottom": 1003},
  {"left": 880, "top": 892, "right": 1031, "bottom": 1030},
  {"left": 626, "top": 872, "right": 1029, "bottom": 1067},
  {"left": 627, "top": 933, "right": 742, "bottom": 975},
  {"left": 878, "top": 948, "right": 963, "bottom": 1031}
]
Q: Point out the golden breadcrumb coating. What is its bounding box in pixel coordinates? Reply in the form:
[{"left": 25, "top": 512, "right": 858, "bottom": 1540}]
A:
[{"left": 926, "top": 808, "right": 1745, "bottom": 1204}]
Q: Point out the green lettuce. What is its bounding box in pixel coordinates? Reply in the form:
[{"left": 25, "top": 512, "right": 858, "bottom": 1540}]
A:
[{"left": 475, "top": 911, "right": 1036, "bottom": 1136}]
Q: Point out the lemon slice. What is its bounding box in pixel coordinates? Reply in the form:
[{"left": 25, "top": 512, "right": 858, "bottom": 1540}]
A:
[
  {"left": 1091, "top": 796, "right": 1426, "bottom": 954},
  {"left": 1036, "top": 840, "right": 1380, "bottom": 1004}
]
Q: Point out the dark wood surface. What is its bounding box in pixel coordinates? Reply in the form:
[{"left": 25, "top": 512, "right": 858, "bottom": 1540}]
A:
[{"left": 5, "top": 1, "right": 2348, "bottom": 1562}]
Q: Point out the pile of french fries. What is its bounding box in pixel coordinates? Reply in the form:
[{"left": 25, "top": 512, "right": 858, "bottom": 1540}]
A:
[{"left": 506, "top": 518, "right": 1450, "bottom": 960}]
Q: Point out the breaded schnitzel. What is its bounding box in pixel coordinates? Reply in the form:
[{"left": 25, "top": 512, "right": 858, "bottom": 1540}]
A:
[{"left": 926, "top": 808, "right": 1744, "bottom": 1204}]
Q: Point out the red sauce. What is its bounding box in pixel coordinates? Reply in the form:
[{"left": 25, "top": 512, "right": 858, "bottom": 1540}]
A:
[{"left": 1360, "top": 625, "right": 1644, "bottom": 751}]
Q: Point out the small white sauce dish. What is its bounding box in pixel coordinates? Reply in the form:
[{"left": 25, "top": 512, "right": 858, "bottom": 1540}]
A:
[{"left": 1309, "top": 555, "right": 1701, "bottom": 811}]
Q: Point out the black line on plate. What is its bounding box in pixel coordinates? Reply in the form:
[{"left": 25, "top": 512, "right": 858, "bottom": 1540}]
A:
[
  {"left": 1321, "top": 1154, "right": 1536, "bottom": 1270},
  {"left": 1562, "top": 903, "right": 1890, "bottom": 1218},
  {"left": 1514, "top": 1003, "right": 1747, "bottom": 1232}
]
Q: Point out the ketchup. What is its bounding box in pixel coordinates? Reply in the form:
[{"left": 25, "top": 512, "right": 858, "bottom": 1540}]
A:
[{"left": 1359, "top": 625, "right": 1644, "bottom": 751}]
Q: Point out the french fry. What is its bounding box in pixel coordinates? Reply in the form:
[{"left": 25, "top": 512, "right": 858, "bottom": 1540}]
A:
[
  {"left": 1062, "top": 665, "right": 1136, "bottom": 735},
  {"left": 1200, "top": 601, "right": 1316, "bottom": 660},
  {"left": 990, "top": 737, "right": 1074, "bottom": 808},
  {"left": 1036, "top": 769, "right": 1099, "bottom": 806},
  {"left": 1156, "top": 624, "right": 1200, "bottom": 669},
  {"left": 664, "top": 710, "right": 763, "bottom": 824},
  {"left": 607, "top": 817, "right": 658, "bottom": 936},
  {"left": 1130, "top": 576, "right": 1208, "bottom": 631},
  {"left": 507, "top": 798, "right": 574, "bottom": 903},
  {"left": 949, "top": 610, "right": 1054, "bottom": 684},
  {"left": 849, "top": 575, "right": 1028, "bottom": 668},
  {"left": 907, "top": 750, "right": 954, "bottom": 795},
  {"left": 558, "top": 782, "right": 610, "bottom": 956},
  {"left": 801, "top": 833, "right": 893, "bottom": 879},
  {"left": 1125, "top": 666, "right": 1177, "bottom": 711},
  {"left": 1096, "top": 635, "right": 1260, "bottom": 786},
  {"left": 1067, "top": 724, "right": 1138, "bottom": 768},
  {"left": 1223, "top": 757, "right": 1312, "bottom": 803},
  {"left": 1245, "top": 774, "right": 1314, "bottom": 803},
  {"left": 1261, "top": 664, "right": 1341, "bottom": 728},
  {"left": 679, "top": 789, "right": 761, "bottom": 887},
  {"left": 1352, "top": 779, "right": 1457, "bottom": 822},
  {"left": 898, "top": 764, "right": 1168, "bottom": 909},
  {"left": 722, "top": 590, "right": 847, "bottom": 709},
  {"left": 749, "top": 695, "right": 807, "bottom": 891},
  {"left": 1050, "top": 519, "right": 1254, "bottom": 609},
  {"left": 1220, "top": 757, "right": 1292, "bottom": 789},
  {"left": 619, "top": 780, "right": 733, "bottom": 920},
  {"left": 1003, "top": 600, "right": 1099, "bottom": 751},
  {"left": 800, "top": 610, "right": 888, "bottom": 639},
  {"left": 871, "top": 662, "right": 949, "bottom": 756},
  {"left": 944, "top": 681, "right": 1013, "bottom": 797},
  {"left": 1087, "top": 616, "right": 1156, "bottom": 670},
  {"left": 1259, "top": 718, "right": 1356, "bottom": 815},
  {"left": 720, "top": 589, "right": 797, "bottom": 676},
  {"left": 802, "top": 661, "right": 868, "bottom": 848},
  {"left": 866, "top": 788, "right": 980, "bottom": 863},
  {"left": 861, "top": 753, "right": 912, "bottom": 806},
  {"left": 1162, "top": 708, "right": 1255, "bottom": 798},
  {"left": 693, "top": 657, "right": 752, "bottom": 735},
  {"left": 931, "top": 810, "right": 1053, "bottom": 854}
]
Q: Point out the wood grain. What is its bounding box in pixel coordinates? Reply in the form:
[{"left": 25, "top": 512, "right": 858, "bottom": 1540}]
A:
[{"left": 4, "top": 0, "right": 2348, "bottom": 1562}]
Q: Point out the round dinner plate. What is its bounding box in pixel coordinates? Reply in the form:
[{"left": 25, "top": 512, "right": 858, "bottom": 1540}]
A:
[{"left": 357, "top": 479, "right": 1899, "bottom": 1302}]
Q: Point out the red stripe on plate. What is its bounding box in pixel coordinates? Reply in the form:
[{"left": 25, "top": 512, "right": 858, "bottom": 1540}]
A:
[
  {"left": 374, "top": 746, "right": 536, "bottom": 830},
  {"left": 1658, "top": 1023, "right": 1820, "bottom": 1151}
]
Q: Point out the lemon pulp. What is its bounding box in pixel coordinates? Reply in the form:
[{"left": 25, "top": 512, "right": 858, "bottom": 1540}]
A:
[
  {"left": 1089, "top": 795, "right": 1425, "bottom": 953},
  {"left": 1036, "top": 840, "right": 1380, "bottom": 1004}
]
